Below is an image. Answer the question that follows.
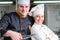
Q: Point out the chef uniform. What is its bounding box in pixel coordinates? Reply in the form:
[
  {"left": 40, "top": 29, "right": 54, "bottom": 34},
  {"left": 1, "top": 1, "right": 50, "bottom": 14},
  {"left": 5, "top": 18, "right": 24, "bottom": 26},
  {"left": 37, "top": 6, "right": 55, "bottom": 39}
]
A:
[
  {"left": 0, "top": 0, "right": 34, "bottom": 40},
  {"left": 30, "top": 4, "right": 59, "bottom": 40}
]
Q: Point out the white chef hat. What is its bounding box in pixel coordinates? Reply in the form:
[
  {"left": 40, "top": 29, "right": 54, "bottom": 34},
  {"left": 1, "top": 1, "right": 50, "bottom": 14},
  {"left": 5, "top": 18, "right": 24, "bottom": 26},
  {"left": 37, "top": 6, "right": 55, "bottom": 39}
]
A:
[
  {"left": 29, "top": 4, "right": 44, "bottom": 17},
  {"left": 16, "top": 0, "right": 30, "bottom": 4}
]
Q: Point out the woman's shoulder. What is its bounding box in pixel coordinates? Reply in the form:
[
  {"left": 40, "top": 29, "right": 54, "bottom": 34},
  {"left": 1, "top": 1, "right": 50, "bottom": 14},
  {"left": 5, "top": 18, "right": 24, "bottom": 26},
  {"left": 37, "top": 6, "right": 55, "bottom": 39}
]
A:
[
  {"left": 42, "top": 24, "right": 48, "bottom": 27},
  {"left": 31, "top": 23, "right": 41, "bottom": 30},
  {"left": 31, "top": 23, "right": 41, "bottom": 33}
]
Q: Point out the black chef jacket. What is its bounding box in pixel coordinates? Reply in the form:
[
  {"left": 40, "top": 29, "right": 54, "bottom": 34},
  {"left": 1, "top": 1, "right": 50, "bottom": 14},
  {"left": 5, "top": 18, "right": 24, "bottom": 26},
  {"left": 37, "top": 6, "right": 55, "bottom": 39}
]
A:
[{"left": 0, "top": 12, "right": 34, "bottom": 40}]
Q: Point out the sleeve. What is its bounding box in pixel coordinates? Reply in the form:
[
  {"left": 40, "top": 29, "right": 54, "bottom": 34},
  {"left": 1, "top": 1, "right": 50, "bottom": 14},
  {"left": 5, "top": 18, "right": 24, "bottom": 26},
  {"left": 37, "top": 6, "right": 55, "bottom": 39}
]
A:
[
  {"left": 45, "top": 25, "right": 59, "bottom": 40},
  {"left": 31, "top": 25, "right": 44, "bottom": 40},
  {"left": 0, "top": 14, "right": 10, "bottom": 37}
]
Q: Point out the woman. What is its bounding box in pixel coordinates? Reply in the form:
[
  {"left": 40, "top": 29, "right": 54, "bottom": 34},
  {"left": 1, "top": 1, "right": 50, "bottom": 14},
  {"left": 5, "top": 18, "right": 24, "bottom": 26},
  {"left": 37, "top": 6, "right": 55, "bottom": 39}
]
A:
[{"left": 31, "top": 4, "right": 59, "bottom": 40}]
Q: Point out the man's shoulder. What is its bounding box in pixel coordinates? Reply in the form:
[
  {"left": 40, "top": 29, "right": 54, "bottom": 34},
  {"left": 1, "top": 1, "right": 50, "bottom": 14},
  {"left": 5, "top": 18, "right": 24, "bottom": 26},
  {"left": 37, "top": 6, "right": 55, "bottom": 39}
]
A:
[
  {"left": 4, "top": 12, "right": 17, "bottom": 17},
  {"left": 28, "top": 15, "right": 33, "bottom": 18},
  {"left": 28, "top": 15, "right": 34, "bottom": 25},
  {"left": 28, "top": 16, "right": 34, "bottom": 20},
  {"left": 6, "top": 12, "right": 16, "bottom": 15}
]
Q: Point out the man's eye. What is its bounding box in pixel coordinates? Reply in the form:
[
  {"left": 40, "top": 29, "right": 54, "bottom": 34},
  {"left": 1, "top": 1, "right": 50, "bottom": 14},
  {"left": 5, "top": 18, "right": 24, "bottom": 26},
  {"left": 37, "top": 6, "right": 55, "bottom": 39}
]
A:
[
  {"left": 20, "top": 6, "right": 23, "bottom": 7},
  {"left": 25, "top": 6, "right": 28, "bottom": 8}
]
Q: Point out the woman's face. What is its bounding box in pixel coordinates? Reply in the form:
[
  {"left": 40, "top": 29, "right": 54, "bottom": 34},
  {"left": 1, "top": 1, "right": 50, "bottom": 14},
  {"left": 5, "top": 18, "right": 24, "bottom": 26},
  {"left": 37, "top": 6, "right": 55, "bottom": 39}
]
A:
[{"left": 34, "top": 14, "right": 44, "bottom": 25}]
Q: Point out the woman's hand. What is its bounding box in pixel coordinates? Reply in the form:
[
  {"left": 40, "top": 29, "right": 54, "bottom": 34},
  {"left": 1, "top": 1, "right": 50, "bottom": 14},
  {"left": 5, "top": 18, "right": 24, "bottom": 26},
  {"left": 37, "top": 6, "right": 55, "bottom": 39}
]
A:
[{"left": 46, "top": 37, "right": 50, "bottom": 40}]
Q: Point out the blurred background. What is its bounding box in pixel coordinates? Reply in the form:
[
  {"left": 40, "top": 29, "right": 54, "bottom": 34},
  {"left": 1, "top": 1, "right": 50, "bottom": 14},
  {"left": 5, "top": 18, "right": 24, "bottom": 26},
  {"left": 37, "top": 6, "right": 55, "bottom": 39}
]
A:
[{"left": 0, "top": 0, "right": 60, "bottom": 39}]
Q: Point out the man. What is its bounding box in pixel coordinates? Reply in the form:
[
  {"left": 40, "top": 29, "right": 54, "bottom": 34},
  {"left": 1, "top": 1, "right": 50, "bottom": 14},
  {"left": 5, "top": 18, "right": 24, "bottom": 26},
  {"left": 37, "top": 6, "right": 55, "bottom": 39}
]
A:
[{"left": 0, "top": 0, "right": 34, "bottom": 40}]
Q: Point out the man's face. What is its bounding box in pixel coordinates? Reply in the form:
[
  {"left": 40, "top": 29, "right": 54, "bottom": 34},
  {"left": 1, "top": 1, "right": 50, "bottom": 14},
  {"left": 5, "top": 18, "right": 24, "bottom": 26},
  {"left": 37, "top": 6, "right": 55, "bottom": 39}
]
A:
[
  {"left": 17, "top": 4, "right": 30, "bottom": 16},
  {"left": 34, "top": 14, "right": 44, "bottom": 25}
]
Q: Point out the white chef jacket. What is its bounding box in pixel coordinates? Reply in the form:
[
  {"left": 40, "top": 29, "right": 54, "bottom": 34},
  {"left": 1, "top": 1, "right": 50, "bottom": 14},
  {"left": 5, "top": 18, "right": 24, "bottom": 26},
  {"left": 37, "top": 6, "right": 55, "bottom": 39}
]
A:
[{"left": 31, "top": 23, "right": 59, "bottom": 40}]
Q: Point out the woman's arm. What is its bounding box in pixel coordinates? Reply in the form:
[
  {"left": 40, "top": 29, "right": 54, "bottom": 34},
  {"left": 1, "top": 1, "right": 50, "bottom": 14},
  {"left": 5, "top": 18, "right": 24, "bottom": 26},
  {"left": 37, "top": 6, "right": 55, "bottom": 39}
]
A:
[{"left": 31, "top": 24, "right": 44, "bottom": 40}]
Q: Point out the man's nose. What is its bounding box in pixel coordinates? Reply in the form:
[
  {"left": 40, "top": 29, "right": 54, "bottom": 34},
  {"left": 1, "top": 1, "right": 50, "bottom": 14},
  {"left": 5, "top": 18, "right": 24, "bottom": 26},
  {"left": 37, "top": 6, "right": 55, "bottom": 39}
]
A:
[{"left": 23, "top": 7, "right": 26, "bottom": 11}]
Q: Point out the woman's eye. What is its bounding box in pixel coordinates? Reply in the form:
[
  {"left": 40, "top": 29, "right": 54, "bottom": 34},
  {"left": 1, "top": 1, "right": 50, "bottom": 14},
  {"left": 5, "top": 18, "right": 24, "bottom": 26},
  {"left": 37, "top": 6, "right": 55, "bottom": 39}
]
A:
[
  {"left": 36, "top": 15, "right": 39, "bottom": 17},
  {"left": 41, "top": 16, "right": 44, "bottom": 18}
]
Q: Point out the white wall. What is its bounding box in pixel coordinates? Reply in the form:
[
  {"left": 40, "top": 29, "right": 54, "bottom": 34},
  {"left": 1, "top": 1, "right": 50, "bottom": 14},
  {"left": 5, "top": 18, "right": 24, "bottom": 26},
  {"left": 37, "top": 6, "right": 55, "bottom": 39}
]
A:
[
  {"left": 8, "top": 5, "right": 16, "bottom": 13},
  {"left": 45, "top": 4, "right": 60, "bottom": 32},
  {"left": 0, "top": 5, "right": 16, "bottom": 19},
  {"left": 0, "top": 6, "right": 9, "bottom": 19}
]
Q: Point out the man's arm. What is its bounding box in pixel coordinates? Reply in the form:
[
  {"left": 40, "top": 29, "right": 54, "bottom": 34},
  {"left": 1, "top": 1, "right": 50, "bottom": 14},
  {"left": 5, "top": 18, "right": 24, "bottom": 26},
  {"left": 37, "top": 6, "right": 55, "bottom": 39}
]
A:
[
  {"left": 4, "top": 30, "right": 23, "bottom": 40},
  {"left": 0, "top": 14, "right": 10, "bottom": 36},
  {"left": 0, "top": 14, "right": 23, "bottom": 40}
]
